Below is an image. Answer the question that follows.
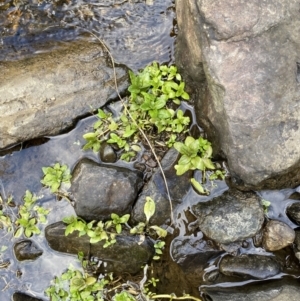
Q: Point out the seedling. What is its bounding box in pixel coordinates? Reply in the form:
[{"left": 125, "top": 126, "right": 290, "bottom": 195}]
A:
[
  {"left": 15, "top": 190, "right": 50, "bottom": 238},
  {"left": 174, "top": 136, "right": 215, "bottom": 176},
  {"left": 41, "top": 163, "right": 72, "bottom": 193}
]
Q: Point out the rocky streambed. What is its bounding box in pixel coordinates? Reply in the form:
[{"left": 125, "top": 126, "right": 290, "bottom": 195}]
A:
[{"left": 1, "top": 1, "right": 300, "bottom": 301}]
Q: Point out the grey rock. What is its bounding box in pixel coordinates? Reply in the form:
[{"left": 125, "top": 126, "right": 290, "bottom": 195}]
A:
[
  {"left": 71, "top": 159, "right": 143, "bottom": 221},
  {"left": 13, "top": 292, "right": 43, "bottom": 301},
  {"left": 171, "top": 235, "right": 223, "bottom": 273},
  {"left": 0, "top": 40, "right": 128, "bottom": 150},
  {"left": 219, "top": 254, "right": 281, "bottom": 280},
  {"left": 201, "top": 279, "right": 300, "bottom": 301},
  {"left": 286, "top": 202, "right": 300, "bottom": 224},
  {"left": 131, "top": 148, "right": 192, "bottom": 226},
  {"left": 263, "top": 220, "right": 295, "bottom": 251},
  {"left": 176, "top": 0, "right": 300, "bottom": 189},
  {"left": 192, "top": 189, "right": 264, "bottom": 244},
  {"left": 14, "top": 240, "right": 43, "bottom": 261},
  {"left": 294, "top": 230, "right": 300, "bottom": 251},
  {"left": 45, "top": 221, "right": 154, "bottom": 274},
  {"left": 99, "top": 143, "right": 117, "bottom": 163}
]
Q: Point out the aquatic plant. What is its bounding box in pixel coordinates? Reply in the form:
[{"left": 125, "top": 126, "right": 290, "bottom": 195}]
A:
[
  {"left": 41, "top": 163, "right": 72, "bottom": 193},
  {"left": 83, "top": 62, "right": 190, "bottom": 161}
]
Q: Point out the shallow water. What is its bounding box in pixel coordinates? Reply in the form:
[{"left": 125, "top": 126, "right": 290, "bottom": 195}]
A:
[
  {"left": 1, "top": 100, "right": 300, "bottom": 299},
  {"left": 1, "top": 0, "right": 300, "bottom": 299},
  {"left": 0, "top": 0, "right": 176, "bottom": 71}
]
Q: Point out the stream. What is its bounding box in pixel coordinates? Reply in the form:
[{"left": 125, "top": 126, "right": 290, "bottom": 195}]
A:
[{"left": 1, "top": 1, "right": 300, "bottom": 300}]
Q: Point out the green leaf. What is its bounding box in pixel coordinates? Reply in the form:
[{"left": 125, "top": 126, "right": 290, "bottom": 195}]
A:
[
  {"left": 150, "top": 225, "right": 167, "bottom": 238},
  {"left": 119, "top": 214, "right": 130, "bottom": 224},
  {"left": 97, "top": 109, "right": 108, "bottom": 119},
  {"left": 202, "top": 158, "right": 215, "bottom": 170},
  {"left": 178, "top": 154, "right": 191, "bottom": 165},
  {"left": 191, "top": 178, "right": 206, "bottom": 194},
  {"left": 174, "top": 163, "right": 191, "bottom": 176},
  {"left": 116, "top": 224, "right": 122, "bottom": 234},
  {"left": 131, "top": 145, "right": 141, "bottom": 152},
  {"left": 14, "top": 227, "right": 23, "bottom": 238},
  {"left": 144, "top": 197, "right": 156, "bottom": 223}
]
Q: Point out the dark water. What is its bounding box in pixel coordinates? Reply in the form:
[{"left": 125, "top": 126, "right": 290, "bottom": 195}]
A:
[{"left": 0, "top": 0, "right": 176, "bottom": 71}]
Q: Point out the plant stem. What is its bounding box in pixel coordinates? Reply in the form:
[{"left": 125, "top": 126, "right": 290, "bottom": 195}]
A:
[{"left": 150, "top": 294, "right": 202, "bottom": 301}]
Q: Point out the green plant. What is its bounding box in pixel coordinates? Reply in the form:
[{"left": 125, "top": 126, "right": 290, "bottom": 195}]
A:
[
  {"left": 261, "top": 199, "right": 271, "bottom": 215},
  {"left": 14, "top": 190, "right": 50, "bottom": 238},
  {"left": 209, "top": 169, "right": 226, "bottom": 181},
  {"left": 41, "top": 163, "right": 72, "bottom": 193},
  {"left": 130, "top": 197, "right": 167, "bottom": 239},
  {"left": 113, "top": 291, "right": 136, "bottom": 301},
  {"left": 83, "top": 63, "right": 191, "bottom": 161},
  {"left": 153, "top": 241, "right": 165, "bottom": 260},
  {"left": 174, "top": 136, "right": 215, "bottom": 176},
  {"left": 45, "top": 264, "right": 110, "bottom": 301},
  {"left": 190, "top": 178, "right": 208, "bottom": 195},
  {"left": 62, "top": 213, "right": 130, "bottom": 247}
]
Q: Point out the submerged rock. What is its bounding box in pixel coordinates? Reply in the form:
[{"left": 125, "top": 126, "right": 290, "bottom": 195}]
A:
[
  {"left": 171, "top": 235, "right": 223, "bottom": 273},
  {"left": 45, "top": 222, "right": 154, "bottom": 274},
  {"left": 176, "top": 0, "right": 300, "bottom": 190},
  {"left": 13, "top": 292, "right": 43, "bottom": 301},
  {"left": 201, "top": 278, "right": 300, "bottom": 301},
  {"left": 219, "top": 254, "right": 281, "bottom": 280},
  {"left": 286, "top": 202, "right": 300, "bottom": 224},
  {"left": 71, "top": 159, "right": 143, "bottom": 221},
  {"left": 192, "top": 189, "right": 264, "bottom": 244},
  {"left": 14, "top": 240, "right": 43, "bottom": 261},
  {"left": 0, "top": 40, "right": 128, "bottom": 150},
  {"left": 263, "top": 220, "right": 295, "bottom": 251},
  {"left": 131, "top": 148, "right": 192, "bottom": 226}
]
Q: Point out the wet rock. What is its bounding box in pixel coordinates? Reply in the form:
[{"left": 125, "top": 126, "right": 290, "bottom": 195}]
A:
[
  {"left": 71, "top": 159, "right": 143, "bottom": 221},
  {"left": 192, "top": 189, "right": 264, "bottom": 244},
  {"left": 294, "top": 230, "right": 300, "bottom": 251},
  {"left": 45, "top": 222, "right": 90, "bottom": 255},
  {"left": 13, "top": 292, "right": 43, "bottom": 301},
  {"left": 171, "top": 235, "right": 223, "bottom": 273},
  {"left": 14, "top": 240, "right": 43, "bottom": 261},
  {"left": 201, "top": 278, "right": 300, "bottom": 301},
  {"left": 286, "top": 202, "right": 300, "bottom": 224},
  {"left": 176, "top": 0, "right": 300, "bottom": 190},
  {"left": 131, "top": 148, "right": 192, "bottom": 226},
  {"left": 0, "top": 40, "right": 129, "bottom": 150},
  {"left": 45, "top": 221, "right": 154, "bottom": 274},
  {"left": 219, "top": 242, "right": 242, "bottom": 254},
  {"left": 263, "top": 220, "right": 295, "bottom": 251},
  {"left": 99, "top": 143, "right": 117, "bottom": 163},
  {"left": 219, "top": 254, "right": 281, "bottom": 280}
]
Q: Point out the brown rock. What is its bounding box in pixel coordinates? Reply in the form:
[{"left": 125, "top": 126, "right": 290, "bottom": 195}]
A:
[{"left": 263, "top": 220, "right": 295, "bottom": 251}]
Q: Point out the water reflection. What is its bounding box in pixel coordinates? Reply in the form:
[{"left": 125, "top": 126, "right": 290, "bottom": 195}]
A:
[{"left": 0, "top": 0, "right": 175, "bottom": 71}]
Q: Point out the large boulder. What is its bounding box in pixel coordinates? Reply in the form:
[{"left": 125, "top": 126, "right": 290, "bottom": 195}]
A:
[
  {"left": 176, "top": 0, "right": 300, "bottom": 189},
  {"left": 0, "top": 39, "right": 128, "bottom": 150}
]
